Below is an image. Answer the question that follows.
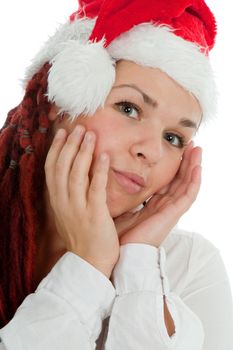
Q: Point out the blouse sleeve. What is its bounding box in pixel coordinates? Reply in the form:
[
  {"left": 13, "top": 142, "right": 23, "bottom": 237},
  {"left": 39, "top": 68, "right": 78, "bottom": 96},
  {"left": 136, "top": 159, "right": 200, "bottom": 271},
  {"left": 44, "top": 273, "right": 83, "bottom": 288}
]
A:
[
  {"left": 0, "top": 252, "right": 116, "bottom": 350},
  {"left": 103, "top": 243, "right": 206, "bottom": 349},
  {"left": 0, "top": 339, "right": 6, "bottom": 350},
  {"left": 181, "top": 239, "right": 233, "bottom": 349}
]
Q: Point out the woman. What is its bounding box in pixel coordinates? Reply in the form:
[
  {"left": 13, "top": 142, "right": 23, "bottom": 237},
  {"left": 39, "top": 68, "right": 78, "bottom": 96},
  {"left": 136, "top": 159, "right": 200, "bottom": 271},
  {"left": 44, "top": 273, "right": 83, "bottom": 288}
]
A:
[{"left": 0, "top": 0, "right": 233, "bottom": 349}]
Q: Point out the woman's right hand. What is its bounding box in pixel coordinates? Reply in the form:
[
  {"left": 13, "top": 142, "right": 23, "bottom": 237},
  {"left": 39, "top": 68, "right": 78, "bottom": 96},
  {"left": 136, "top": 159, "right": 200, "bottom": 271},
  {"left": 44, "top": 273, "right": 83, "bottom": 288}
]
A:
[{"left": 44, "top": 125, "right": 120, "bottom": 278}]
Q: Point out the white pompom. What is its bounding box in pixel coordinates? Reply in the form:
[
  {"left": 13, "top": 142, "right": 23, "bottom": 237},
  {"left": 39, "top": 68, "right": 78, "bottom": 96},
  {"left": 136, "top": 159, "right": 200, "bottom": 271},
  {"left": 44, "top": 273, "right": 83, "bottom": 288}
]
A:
[{"left": 47, "top": 38, "right": 116, "bottom": 121}]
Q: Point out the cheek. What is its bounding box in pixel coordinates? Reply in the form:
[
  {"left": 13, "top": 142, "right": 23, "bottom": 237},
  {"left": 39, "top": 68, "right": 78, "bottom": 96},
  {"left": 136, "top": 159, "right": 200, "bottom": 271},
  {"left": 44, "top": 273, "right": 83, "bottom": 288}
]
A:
[
  {"left": 79, "top": 115, "right": 117, "bottom": 146},
  {"left": 150, "top": 158, "right": 182, "bottom": 193},
  {"left": 84, "top": 123, "right": 122, "bottom": 181}
]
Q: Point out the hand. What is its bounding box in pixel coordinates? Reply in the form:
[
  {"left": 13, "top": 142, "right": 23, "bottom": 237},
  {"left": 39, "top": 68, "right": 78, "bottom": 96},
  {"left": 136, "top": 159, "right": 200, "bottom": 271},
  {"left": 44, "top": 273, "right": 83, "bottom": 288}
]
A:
[
  {"left": 114, "top": 143, "right": 202, "bottom": 248},
  {"left": 44, "top": 125, "right": 120, "bottom": 278}
]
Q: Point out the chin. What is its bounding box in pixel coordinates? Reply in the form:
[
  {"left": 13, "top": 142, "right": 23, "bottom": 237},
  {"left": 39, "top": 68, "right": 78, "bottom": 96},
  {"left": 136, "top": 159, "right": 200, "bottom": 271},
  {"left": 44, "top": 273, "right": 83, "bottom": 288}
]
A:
[
  {"left": 107, "top": 199, "right": 124, "bottom": 218},
  {"left": 107, "top": 195, "right": 142, "bottom": 218}
]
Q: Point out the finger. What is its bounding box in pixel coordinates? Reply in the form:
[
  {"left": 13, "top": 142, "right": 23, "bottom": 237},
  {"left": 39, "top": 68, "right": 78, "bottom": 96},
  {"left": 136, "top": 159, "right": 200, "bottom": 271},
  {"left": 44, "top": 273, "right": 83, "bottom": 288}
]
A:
[
  {"left": 184, "top": 146, "right": 202, "bottom": 183},
  {"left": 177, "top": 141, "right": 194, "bottom": 180},
  {"left": 54, "top": 125, "right": 85, "bottom": 200},
  {"left": 151, "top": 166, "right": 202, "bottom": 229},
  {"left": 167, "top": 165, "right": 201, "bottom": 214},
  {"left": 169, "top": 146, "right": 202, "bottom": 196},
  {"left": 156, "top": 142, "right": 194, "bottom": 196},
  {"left": 191, "top": 164, "right": 202, "bottom": 184},
  {"left": 88, "top": 153, "right": 110, "bottom": 210},
  {"left": 170, "top": 164, "right": 202, "bottom": 216},
  {"left": 69, "top": 131, "right": 96, "bottom": 203},
  {"left": 44, "top": 128, "right": 67, "bottom": 200}
]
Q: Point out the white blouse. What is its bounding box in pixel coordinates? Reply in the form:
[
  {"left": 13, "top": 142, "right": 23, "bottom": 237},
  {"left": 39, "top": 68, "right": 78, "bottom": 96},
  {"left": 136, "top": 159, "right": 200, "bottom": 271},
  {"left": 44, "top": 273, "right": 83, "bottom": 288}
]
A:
[{"left": 0, "top": 229, "right": 233, "bottom": 349}]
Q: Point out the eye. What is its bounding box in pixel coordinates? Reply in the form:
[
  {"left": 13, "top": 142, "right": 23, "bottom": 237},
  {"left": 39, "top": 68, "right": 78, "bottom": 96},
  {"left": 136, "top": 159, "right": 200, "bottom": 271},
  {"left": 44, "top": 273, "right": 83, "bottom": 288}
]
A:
[
  {"left": 115, "top": 101, "right": 141, "bottom": 119},
  {"left": 164, "top": 132, "right": 186, "bottom": 148}
]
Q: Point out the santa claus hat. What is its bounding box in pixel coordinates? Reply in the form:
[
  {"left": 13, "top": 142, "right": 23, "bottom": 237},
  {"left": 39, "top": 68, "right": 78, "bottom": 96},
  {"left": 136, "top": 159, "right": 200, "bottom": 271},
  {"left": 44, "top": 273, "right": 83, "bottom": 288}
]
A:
[{"left": 24, "top": 0, "right": 217, "bottom": 123}]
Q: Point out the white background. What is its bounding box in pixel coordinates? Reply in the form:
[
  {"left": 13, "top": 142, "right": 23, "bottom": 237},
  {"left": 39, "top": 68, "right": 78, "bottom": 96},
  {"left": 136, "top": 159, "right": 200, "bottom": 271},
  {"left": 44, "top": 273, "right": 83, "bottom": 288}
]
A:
[{"left": 0, "top": 1, "right": 232, "bottom": 291}]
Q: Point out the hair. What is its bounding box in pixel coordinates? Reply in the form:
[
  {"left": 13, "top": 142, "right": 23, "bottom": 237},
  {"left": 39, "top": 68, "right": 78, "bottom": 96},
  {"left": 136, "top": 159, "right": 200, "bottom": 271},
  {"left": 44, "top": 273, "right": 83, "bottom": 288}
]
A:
[{"left": 0, "top": 63, "right": 52, "bottom": 327}]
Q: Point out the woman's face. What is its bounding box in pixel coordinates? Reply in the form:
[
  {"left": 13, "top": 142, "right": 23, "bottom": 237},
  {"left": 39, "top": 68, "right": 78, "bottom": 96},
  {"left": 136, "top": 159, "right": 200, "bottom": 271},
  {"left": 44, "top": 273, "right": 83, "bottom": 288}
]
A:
[{"left": 50, "top": 60, "right": 202, "bottom": 218}]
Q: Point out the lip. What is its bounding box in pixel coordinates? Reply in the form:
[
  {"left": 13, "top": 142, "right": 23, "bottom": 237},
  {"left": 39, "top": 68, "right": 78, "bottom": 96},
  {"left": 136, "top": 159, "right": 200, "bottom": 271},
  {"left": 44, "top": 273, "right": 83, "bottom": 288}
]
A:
[{"left": 112, "top": 169, "right": 145, "bottom": 194}]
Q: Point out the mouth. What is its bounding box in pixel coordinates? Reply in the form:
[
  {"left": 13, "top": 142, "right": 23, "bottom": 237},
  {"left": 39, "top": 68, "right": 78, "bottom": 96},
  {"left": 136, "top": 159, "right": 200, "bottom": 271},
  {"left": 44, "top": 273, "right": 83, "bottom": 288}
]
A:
[{"left": 112, "top": 169, "right": 145, "bottom": 194}]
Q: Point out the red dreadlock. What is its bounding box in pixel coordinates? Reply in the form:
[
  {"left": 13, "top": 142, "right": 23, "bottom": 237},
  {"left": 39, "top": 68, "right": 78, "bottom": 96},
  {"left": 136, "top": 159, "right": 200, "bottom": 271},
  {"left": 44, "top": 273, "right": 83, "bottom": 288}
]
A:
[{"left": 0, "top": 63, "right": 53, "bottom": 327}]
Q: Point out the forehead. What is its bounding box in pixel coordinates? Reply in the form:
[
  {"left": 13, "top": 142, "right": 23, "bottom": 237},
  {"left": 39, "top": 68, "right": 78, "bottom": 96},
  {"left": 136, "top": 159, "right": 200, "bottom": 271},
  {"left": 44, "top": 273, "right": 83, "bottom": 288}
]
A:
[
  {"left": 112, "top": 60, "right": 202, "bottom": 124},
  {"left": 114, "top": 60, "right": 191, "bottom": 101}
]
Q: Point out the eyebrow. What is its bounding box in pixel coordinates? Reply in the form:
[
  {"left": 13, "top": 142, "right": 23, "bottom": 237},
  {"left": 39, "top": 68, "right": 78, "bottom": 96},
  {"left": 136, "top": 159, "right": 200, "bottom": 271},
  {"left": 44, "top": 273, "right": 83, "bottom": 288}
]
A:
[
  {"left": 179, "top": 118, "right": 198, "bottom": 129},
  {"left": 112, "top": 83, "right": 198, "bottom": 130},
  {"left": 112, "top": 83, "right": 158, "bottom": 109}
]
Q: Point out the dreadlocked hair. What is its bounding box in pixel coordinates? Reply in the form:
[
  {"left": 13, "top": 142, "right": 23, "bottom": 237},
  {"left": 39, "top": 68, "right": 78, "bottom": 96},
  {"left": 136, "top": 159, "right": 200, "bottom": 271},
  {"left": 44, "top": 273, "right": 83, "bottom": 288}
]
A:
[{"left": 0, "top": 63, "right": 53, "bottom": 327}]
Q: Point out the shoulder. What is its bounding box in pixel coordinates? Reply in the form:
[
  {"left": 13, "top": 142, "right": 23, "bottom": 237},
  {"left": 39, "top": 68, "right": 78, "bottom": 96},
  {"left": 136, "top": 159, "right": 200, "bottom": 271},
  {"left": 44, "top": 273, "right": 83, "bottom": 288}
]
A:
[
  {"left": 162, "top": 227, "right": 219, "bottom": 259},
  {"left": 160, "top": 228, "right": 221, "bottom": 294}
]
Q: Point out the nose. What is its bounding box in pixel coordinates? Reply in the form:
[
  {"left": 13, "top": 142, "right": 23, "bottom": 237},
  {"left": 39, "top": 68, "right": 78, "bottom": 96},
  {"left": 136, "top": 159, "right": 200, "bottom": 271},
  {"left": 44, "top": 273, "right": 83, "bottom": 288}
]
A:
[{"left": 130, "top": 130, "right": 163, "bottom": 166}]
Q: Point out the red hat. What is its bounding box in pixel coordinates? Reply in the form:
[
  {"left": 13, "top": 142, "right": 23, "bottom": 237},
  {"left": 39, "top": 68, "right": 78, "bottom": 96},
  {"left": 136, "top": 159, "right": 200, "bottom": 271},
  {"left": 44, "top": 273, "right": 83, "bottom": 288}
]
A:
[
  {"left": 74, "top": 0, "right": 216, "bottom": 50},
  {"left": 24, "top": 0, "right": 217, "bottom": 122}
]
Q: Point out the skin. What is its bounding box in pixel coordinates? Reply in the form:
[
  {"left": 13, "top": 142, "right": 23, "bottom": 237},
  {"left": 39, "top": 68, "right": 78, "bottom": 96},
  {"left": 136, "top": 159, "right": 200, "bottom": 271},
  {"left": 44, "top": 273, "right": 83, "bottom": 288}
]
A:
[
  {"left": 36, "top": 59, "right": 202, "bottom": 280},
  {"left": 35, "top": 60, "right": 202, "bottom": 337},
  {"left": 50, "top": 60, "right": 201, "bottom": 212}
]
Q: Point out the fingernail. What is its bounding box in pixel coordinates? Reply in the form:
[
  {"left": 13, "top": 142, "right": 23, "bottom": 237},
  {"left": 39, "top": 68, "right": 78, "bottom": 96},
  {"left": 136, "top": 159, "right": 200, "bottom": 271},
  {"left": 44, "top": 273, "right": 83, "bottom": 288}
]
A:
[
  {"left": 100, "top": 153, "right": 108, "bottom": 161},
  {"left": 84, "top": 131, "right": 94, "bottom": 143},
  {"left": 55, "top": 129, "right": 65, "bottom": 139},
  {"left": 74, "top": 125, "right": 84, "bottom": 135}
]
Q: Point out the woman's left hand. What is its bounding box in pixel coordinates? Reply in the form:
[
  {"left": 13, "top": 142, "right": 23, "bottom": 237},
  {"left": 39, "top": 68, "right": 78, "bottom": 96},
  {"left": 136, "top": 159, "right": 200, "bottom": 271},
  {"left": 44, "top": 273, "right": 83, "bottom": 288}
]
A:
[{"left": 114, "top": 143, "right": 202, "bottom": 248}]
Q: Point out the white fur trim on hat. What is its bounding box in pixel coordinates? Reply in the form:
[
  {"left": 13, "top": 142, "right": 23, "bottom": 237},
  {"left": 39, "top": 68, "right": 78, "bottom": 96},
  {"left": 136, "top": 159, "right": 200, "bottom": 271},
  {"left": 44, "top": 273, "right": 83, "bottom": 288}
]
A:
[
  {"left": 23, "top": 18, "right": 96, "bottom": 84},
  {"left": 108, "top": 23, "right": 217, "bottom": 123},
  {"left": 23, "top": 17, "right": 217, "bottom": 123}
]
